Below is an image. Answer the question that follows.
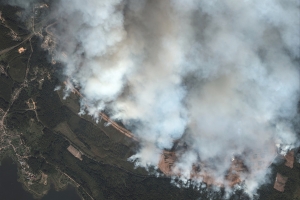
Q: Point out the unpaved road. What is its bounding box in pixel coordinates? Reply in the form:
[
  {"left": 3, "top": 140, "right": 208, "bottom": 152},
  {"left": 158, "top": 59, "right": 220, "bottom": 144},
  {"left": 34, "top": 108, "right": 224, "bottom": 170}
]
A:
[{"left": 0, "top": 33, "right": 35, "bottom": 56}]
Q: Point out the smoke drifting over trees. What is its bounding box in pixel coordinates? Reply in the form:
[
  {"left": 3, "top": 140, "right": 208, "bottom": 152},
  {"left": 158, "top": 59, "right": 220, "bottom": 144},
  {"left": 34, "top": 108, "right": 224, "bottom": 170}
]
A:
[{"left": 8, "top": 0, "right": 300, "bottom": 196}]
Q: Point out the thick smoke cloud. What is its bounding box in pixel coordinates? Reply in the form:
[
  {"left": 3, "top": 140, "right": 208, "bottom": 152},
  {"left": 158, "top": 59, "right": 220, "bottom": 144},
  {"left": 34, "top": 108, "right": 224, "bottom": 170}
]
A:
[{"left": 8, "top": 0, "right": 300, "bottom": 196}]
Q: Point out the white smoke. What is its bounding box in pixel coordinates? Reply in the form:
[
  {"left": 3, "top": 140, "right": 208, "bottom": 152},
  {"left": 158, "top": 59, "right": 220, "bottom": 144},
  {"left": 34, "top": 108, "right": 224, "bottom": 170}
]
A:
[{"left": 7, "top": 0, "right": 300, "bottom": 196}]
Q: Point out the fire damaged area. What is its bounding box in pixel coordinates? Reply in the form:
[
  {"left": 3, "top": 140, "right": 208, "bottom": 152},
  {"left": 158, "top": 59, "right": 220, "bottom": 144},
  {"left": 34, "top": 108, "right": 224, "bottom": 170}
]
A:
[
  {"left": 158, "top": 147, "right": 300, "bottom": 188},
  {"left": 0, "top": 1, "right": 299, "bottom": 200}
]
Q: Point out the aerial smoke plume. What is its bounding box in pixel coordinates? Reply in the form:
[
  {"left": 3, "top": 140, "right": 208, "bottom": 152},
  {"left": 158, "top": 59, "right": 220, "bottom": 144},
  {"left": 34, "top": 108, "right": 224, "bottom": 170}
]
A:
[{"left": 8, "top": 0, "right": 300, "bottom": 195}]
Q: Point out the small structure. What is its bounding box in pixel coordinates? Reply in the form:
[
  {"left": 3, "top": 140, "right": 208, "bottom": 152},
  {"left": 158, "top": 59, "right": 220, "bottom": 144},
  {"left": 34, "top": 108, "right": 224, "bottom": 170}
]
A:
[
  {"left": 26, "top": 98, "right": 37, "bottom": 110},
  {"left": 18, "top": 47, "right": 26, "bottom": 54},
  {"left": 284, "top": 150, "right": 294, "bottom": 168},
  {"left": 67, "top": 145, "right": 82, "bottom": 161},
  {"left": 40, "top": 172, "right": 48, "bottom": 185},
  {"left": 274, "top": 173, "right": 288, "bottom": 192}
]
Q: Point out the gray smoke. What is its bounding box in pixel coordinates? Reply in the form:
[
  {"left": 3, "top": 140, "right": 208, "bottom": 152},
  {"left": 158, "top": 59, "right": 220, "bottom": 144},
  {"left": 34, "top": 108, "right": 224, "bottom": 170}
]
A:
[{"left": 7, "top": 0, "right": 300, "bottom": 196}]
